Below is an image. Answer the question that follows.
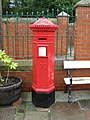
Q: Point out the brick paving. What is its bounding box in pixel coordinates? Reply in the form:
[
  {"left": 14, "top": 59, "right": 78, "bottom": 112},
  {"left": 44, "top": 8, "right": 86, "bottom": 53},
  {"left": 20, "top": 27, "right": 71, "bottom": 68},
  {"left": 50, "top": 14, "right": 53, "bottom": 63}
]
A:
[{"left": 0, "top": 90, "right": 90, "bottom": 120}]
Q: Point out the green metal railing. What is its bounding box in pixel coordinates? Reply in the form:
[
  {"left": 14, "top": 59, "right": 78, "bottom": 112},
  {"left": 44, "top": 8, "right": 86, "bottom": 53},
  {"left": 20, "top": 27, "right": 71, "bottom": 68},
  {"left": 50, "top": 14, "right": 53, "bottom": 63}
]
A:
[{"left": 0, "top": 8, "right": 75, "bottom": 60}]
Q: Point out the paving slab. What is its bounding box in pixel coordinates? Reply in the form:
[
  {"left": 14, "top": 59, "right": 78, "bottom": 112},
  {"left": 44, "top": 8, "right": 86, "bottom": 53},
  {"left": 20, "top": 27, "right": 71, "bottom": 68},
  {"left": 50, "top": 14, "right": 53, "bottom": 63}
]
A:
[
  {"left": 83, "top": 110, "right": 90, "bottom": 120},
  {"left": 21, "top": 92, "right": 32, "bottom": 102},
  {"left": 25, "top": 101, "right": 37, "bottom": 111},
  {"left": 55, "top": 90, "right": 90, "bottom": 102},
  {"left": 50, "top": 102, "right": 85, "bottom": 120},
  {"left": 16, "top": 101, "right": 26, "bottom": 114},
  {"left": 24, "top": 111, "right": 50, "bottom": 120},
  {"left": 0, "top": 106, "right": 16, "bottom": 120},
  {"left": 78, "top": 100, "right": 90, "bottom": 120},
  {"left": 0, "top": 91, "right": 90, "bottom": 120},
  {"left": 14, "top": 114, "right": 25, "bottom": 120},
  {"left": 79, "top": 100, "right": 90, "bottom": 110}
]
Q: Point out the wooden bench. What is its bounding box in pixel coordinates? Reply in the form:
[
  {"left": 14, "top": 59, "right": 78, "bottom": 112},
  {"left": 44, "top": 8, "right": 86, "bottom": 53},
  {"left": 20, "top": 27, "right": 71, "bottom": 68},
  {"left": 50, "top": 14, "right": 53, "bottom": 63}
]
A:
[{"left": 64, "top": 61, "right": 90, "bottom": 103}]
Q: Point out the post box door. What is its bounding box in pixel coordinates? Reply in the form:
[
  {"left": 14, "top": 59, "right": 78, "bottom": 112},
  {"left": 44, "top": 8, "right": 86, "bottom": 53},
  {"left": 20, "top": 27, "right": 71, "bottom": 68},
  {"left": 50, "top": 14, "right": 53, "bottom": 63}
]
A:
[
  {"left": 37, "top": 46, "right": 48, "bottom": 86},
  {"left": 37, "top": 58, "right": 48, "bottom": 86}
]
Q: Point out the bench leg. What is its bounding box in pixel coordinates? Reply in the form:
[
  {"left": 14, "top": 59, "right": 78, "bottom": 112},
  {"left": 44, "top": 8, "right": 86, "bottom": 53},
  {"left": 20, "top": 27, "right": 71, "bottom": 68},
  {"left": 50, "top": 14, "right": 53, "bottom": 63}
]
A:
[
  {"left": 68, "top": 85, "right": 72, "bottom": 103},
  {"left": 64, "top": 85, "right": 69, "bottom": 93}
]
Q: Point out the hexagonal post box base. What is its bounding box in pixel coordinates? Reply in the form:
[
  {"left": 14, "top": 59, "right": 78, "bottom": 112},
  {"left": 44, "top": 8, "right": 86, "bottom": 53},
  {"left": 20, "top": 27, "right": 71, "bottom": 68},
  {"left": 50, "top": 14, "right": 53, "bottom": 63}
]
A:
[{"left": 32, "top": 89, "right": 55, "bottom": 108}]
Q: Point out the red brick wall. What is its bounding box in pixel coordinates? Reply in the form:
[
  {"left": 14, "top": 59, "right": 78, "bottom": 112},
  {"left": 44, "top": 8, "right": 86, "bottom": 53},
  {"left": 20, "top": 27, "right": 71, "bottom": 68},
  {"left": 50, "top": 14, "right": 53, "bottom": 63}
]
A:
[
  {"left": 2, "top": 23, "right": 32, "bottom": 59},
  {"left": 1, "top": 69, "right": 90, "bottom": 92},
  {"left": 57, "top": 16, "right": 74, "bottom": 56},
  {"left": 74, "top": 6, "right": 90, "bottom": 60},
  {"left": 2, "top": 18, "right": 74, "bottom": 58},
  {"left": 57, "top": 17, "right": 67, "bottom": 56}
]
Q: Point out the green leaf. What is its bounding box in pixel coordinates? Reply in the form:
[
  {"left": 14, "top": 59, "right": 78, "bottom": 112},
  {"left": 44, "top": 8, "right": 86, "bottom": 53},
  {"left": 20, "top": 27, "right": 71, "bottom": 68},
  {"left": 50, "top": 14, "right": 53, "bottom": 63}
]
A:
[
  {"left": 0, "top": 50, "right": 5, "bottom": 59},
  {"left": 2, "top": 55, "right": 12, "bottom": 65},
  {"left": 10, "top": 62, "right": 18, "bottom": 69}
]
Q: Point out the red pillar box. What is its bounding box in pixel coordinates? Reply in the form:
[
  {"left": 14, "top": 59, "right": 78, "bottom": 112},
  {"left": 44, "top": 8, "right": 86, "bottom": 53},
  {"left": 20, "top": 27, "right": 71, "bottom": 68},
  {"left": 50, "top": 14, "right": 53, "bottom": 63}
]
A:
[{"left": 29, "top": 18, "right": 58, "bottom": 108}]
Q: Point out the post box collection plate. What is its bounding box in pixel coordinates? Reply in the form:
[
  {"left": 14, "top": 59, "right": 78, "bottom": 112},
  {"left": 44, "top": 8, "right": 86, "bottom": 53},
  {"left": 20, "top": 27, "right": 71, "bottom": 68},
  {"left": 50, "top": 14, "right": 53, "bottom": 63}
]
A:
[{"left": 38, "top": 47, "right": 46, "bottom": 57}]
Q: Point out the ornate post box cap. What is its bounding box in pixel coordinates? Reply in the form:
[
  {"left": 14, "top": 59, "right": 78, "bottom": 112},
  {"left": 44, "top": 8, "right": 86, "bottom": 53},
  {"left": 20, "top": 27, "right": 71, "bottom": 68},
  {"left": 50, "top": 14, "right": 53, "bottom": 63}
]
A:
[{"left": 29, "top": 17, "right": 58, "bottom": 31}]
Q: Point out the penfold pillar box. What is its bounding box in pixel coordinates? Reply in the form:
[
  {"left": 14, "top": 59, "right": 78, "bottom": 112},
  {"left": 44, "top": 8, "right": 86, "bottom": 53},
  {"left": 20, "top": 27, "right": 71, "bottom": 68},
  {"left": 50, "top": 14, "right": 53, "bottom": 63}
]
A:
[{"left": 29, "top": 18, "right": 58, "bottom": 108}]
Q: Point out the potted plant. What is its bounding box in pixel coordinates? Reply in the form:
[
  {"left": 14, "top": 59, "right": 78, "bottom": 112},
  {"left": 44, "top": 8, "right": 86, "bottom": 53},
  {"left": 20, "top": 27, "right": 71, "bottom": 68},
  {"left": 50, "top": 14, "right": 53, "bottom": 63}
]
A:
[{"left": 0, "top": 50, "right": 22, "bottom": 105}]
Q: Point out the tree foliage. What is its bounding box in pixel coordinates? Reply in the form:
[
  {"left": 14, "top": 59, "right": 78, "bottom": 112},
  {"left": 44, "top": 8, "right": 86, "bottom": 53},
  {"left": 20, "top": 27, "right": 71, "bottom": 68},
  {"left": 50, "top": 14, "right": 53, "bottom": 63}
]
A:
[{"left": 2, "top": 0, "right": 80, "bottom": 16}]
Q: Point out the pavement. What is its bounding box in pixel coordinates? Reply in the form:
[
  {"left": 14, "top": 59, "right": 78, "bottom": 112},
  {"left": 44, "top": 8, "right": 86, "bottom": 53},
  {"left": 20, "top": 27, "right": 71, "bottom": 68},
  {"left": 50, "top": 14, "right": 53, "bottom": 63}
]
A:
[{"left": 0, "top": 90, "right": 90, "bottom": 120}]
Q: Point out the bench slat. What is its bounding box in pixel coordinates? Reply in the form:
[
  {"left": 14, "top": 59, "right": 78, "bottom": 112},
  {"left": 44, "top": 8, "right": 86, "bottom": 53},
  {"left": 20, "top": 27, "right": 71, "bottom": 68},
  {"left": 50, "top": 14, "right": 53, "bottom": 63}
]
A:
[
  {"left": 64, "top": 61, "right": 90, "bottom": 69},
  {"left": 64, "top": 77, "right": 90, "bottom": 84}
]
